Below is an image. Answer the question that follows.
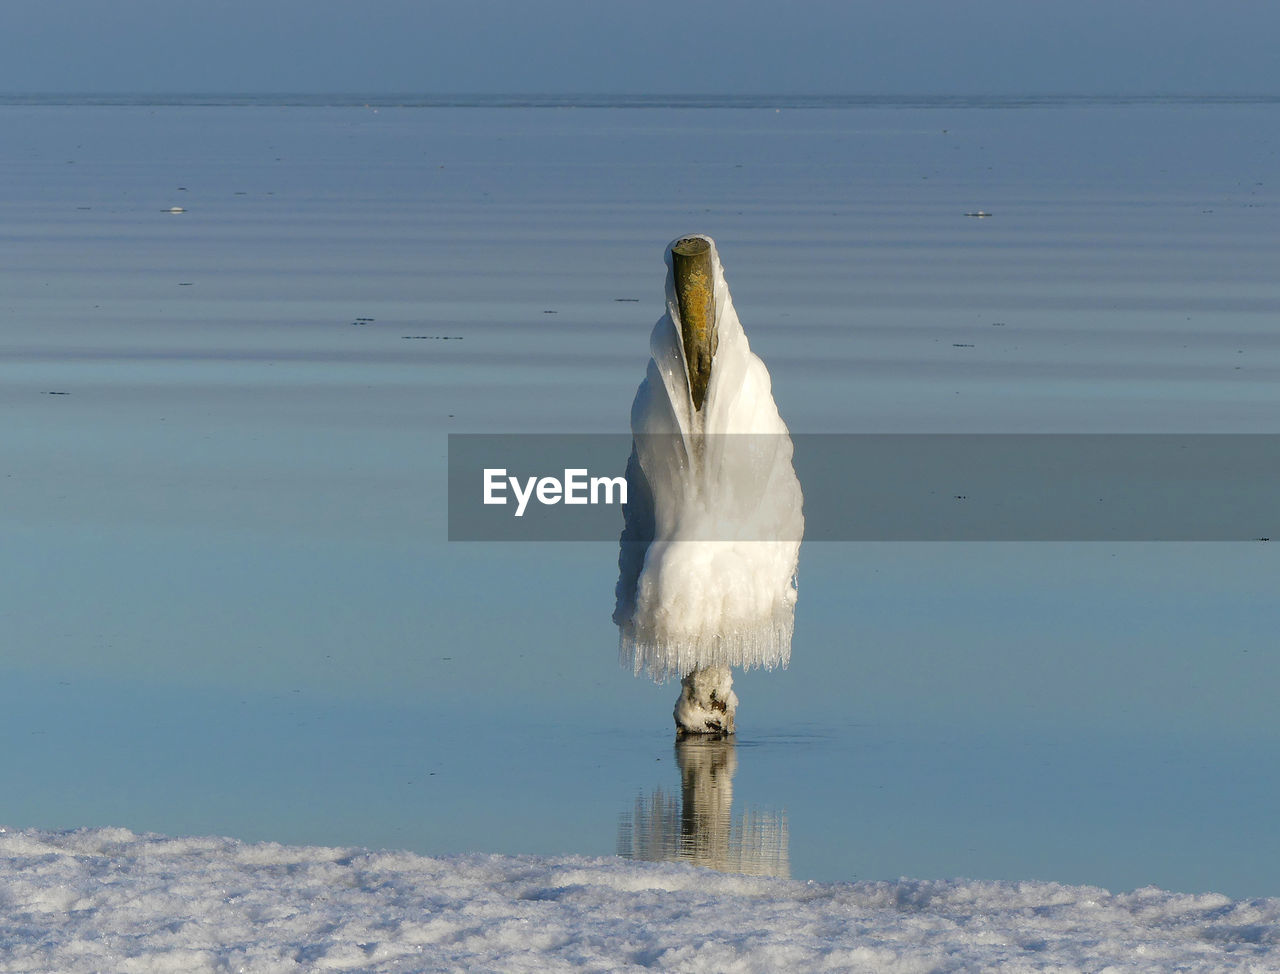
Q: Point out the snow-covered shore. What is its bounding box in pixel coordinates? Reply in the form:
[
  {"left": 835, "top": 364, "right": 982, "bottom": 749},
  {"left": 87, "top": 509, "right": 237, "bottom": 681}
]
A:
[{"left": 1, "top": 829, "right": 1275, "bottom": 973}]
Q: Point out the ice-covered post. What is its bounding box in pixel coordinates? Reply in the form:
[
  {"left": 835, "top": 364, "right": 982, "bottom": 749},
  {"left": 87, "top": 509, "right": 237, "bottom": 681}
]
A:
[
  {"left": 674, "top": 664, "right": 738, "bottom": 738},
  {"left": 670, "top": 236, "right": 735, "bottom": 737},
  {"left": 616, "top": 234, "right": 803, "bottom": 740}
]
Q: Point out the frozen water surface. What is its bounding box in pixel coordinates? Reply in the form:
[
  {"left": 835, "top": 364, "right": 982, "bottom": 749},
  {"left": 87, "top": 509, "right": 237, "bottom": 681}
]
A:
[
  {"left": 2, "top": 827, "right": 1278, "bottom": 973},
  {"left": 2, "top": 97, "right": 1279, "bottom": 954}
]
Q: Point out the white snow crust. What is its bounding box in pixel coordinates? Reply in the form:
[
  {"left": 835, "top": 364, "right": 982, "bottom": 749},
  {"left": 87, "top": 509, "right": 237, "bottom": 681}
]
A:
[
  {"left": 673, "top": 664, "right": 739, "bottom": 736},
  {"left": 617, "top": 236, "right": 804, "bottom": 682},
  {"left": 1, "top": 828, "right": 1276, "bottom": 973}
]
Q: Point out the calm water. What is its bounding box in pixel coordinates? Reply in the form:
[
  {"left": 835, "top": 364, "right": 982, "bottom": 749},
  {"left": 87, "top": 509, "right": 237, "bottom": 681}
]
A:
[{"left": 2, "top": 97, "right": 1278, "bottom": 897}]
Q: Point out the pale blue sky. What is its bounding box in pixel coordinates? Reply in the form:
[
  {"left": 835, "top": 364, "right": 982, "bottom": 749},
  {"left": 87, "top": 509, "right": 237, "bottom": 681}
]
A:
[{"left": 0, "top": 0, "right": 1276, "bottom": 95}]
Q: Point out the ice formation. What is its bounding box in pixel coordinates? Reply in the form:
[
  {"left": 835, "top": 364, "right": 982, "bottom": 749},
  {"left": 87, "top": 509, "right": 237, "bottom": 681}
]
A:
[
  {"left": 615, "top": 236, "right": 804, "bottom": 686},
  {"left": 672, "top": 664, "right": 739, "bottom": 736},
  {"left": 3, "top": 828, "right": 1276, "bottom": 973}
]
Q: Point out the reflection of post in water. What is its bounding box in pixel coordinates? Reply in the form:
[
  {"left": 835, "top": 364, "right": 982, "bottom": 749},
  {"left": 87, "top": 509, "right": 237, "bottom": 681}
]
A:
[
  {"left": 678, "top": 735, "right": 737, "bottom": 868},
  {"left": 617, "top": 738, "right": 789, "bottom": 878}
]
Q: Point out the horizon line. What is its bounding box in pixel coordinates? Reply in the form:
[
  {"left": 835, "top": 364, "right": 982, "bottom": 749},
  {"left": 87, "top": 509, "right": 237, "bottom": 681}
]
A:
[{"left": 2, "top": 91, "right": 1279, "bottom": 109}]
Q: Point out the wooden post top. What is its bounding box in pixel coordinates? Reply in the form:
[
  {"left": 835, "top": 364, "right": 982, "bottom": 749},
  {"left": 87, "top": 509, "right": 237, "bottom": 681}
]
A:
[{"left": 670, "top": 237, "right": 717, "bottom": 411}]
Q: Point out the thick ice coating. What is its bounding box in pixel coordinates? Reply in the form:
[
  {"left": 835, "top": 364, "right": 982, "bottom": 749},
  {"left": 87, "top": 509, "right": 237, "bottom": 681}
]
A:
[{"left": 616, "top": 236, "right": 803, "bottom": 682}]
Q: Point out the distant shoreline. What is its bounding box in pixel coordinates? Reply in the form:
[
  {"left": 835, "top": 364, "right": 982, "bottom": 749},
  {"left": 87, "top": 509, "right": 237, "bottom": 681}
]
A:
[{"left": 2, "top": 92, "right": 1278, "bottom": 109}]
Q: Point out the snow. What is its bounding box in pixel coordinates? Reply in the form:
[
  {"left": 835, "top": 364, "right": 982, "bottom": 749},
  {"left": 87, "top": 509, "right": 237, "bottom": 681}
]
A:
[
  {"left": 616, "top": 236, "right": 805, "bottom": 682},
  {"left": 0, "top": 828, "right": 1276, "bottom": 973},
  {"left": 672, "top": 664, "right": 740, "bottom": 736}
]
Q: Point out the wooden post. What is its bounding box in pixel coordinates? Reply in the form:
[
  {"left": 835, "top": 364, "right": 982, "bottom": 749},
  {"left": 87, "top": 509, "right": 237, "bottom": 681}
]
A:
[
  {"left": 674, "top": 664, "right": 737, "bottom": 739},
  {"left": 670, "top": 236, "right": 730, "bottom": 738},
  {"left": 670, "top": 236, "right": 717, "bottom": 411}
]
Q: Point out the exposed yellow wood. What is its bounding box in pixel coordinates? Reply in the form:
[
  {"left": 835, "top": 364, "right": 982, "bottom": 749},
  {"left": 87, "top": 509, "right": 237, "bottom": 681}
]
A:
[{"left": 670, "top": 236, "right": 718, "bottom": 411}]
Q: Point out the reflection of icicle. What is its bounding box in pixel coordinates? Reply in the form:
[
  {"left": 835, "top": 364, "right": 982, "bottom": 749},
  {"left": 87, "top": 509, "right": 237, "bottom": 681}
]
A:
[
  {"left": 617, "top": 739, "right": 789, "bottom": 878},
  {"left": 617, "top": 788, "right": 680, "bottom": 863},
  {"left": 732, "top": 806, "right": 790, "bottom": 879}
]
